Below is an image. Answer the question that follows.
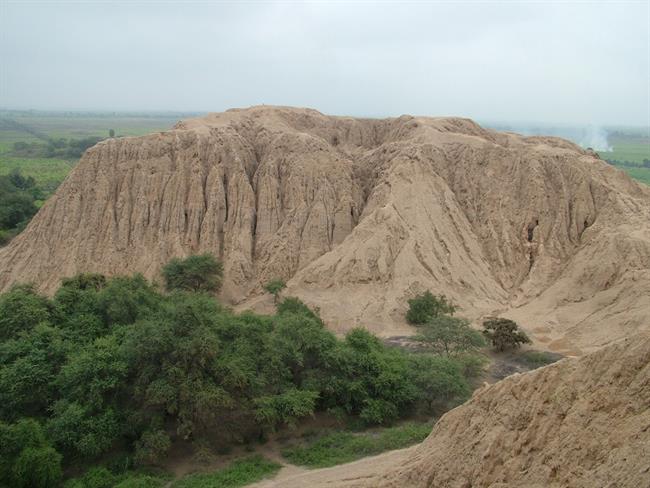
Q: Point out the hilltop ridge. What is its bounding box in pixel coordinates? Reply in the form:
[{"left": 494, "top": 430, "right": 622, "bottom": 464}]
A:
[{"left": 1, "top": 106, "right": 648, "bottom": 354}]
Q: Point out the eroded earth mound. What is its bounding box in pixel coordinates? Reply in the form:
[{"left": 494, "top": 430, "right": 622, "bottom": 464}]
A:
[{"left": 0, "top": 106, "right": 648, "bottom": 354}]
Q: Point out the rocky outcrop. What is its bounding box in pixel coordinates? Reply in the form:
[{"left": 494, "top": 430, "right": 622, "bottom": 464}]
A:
[{"left": 0, "top": 106, "right": 648, "bottom": 354}]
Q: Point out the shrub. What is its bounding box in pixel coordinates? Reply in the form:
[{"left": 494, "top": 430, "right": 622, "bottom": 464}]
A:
[
  {"left": 406, "top": 291, "right": 455, "bottom": 325},
  {"left": 264, "top": 279, "right": 286, "bottom": 303},
  {"left": 482, "top": 317, "right": 531, "bottom": 352},
  {"left": 63, "top": 467, "right": 116, "bottom": 488},
  {"left": 276, "top": 297, "right": 322, "bottom": 323},
  {"left": 162, "top": 254, "right": 223, "bottom": 293},
  {"left": 134, "top": 430, "right": 172, "bottom": 465}
]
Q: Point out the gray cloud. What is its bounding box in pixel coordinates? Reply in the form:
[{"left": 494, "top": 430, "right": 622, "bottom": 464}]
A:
[{"left": 1, "top": 0, "right": 648, "bottom": 125}]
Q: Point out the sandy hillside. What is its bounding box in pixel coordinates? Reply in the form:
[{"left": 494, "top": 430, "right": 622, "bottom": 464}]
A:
[
  {"left": 0, "top": 106, "right": 648, "bottom": 354},
  {"left": 250, "top": 333, "right": 650, "bottom": 488}
]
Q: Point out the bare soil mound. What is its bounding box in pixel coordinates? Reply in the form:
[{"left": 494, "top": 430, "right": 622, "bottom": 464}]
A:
[{"left": 1, "top": 106, "right": 648, "bottom": 354}]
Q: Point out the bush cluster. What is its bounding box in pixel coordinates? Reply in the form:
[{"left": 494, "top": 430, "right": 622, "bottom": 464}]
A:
[{"left": 0, "top": 257, "right": 474, "bottom": 485}]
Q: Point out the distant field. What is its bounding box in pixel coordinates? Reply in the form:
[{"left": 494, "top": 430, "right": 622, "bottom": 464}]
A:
[
  {"left": 598, "top": 140, "right": 649, "bottom": 164},
  {"left": 596, "top": 129, "right": 649, "bottom": 186},
  {"left": 0, "top": 110, "right": 202, "bottom": 195},
  {"left": 0, "top": 155, "right": 75, "bottom": 195},
  {"left": 619, "top": 166, "right": 650, "bottom": 185},
  {"left": 0, "top": 110, "right": 198, "bottom": 142}
]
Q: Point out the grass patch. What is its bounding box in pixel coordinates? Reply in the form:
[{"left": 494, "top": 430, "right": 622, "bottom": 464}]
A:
[
  {"left": 0, "top": 156, "right": 76, "bottom": 195},
  {"left": 517, "top": 350, "right": 562, "bottom": 368},
  {"left": 64, "top": 467, "right": 170, "bottom": 488},
  {"left": 619, "top": 166, "right": 650, "bottom": 185},
  {"left": 172, "top": 455, "right": 281, "bottom": 488},
  {"left": 282, "top": 421, "right": 431, "bottom": 468}
]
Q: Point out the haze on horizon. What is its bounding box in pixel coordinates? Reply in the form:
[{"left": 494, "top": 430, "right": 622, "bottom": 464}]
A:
[{"left": 1, "top": 0, "right": 648, "bottom": 127}]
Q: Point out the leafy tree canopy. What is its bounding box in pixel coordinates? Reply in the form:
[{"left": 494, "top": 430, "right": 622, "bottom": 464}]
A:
[
  {"left": 162, "top": 254, "right": 223, "bottom": 293},
  {"left": 414, "top": 315, "right": 486, "bottom": 356},
  {"left": 482, "top": 317, "right": 531, "bottom": 352},
  {"left": 406, "top": 291, "right": 456, "bottom": 325}
]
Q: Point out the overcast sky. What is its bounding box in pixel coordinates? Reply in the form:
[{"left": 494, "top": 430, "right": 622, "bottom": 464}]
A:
[{"left": 1, "top": 0, "right": 648, "bottom": 125}]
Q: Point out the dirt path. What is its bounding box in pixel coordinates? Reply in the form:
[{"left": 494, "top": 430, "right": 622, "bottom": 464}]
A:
[{"left": 247, "top": 446, "right": 417, "bottom": 488}]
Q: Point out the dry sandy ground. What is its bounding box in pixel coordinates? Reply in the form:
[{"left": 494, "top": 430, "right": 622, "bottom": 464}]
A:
[{"left": 248, "top": 446, "right": 417, "bottom": 488}]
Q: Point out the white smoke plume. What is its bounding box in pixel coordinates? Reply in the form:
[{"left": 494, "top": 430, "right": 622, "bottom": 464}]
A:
[{"left": 580, "top": 125, "right": 612, "bottom": 152}]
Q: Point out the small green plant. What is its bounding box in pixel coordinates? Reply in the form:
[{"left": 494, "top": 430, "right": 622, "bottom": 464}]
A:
[
  {"left": 161, "top": 254, "right": 223, "bottom": 293},
  {"left": 264, "top": 278, "right": 286, "bottom": 303},
  {"left": 406, "top": 291, "right": 456, "bottom": 325},
  {"left": 482, "top": 317, "right": 531, "bottom": 352}
]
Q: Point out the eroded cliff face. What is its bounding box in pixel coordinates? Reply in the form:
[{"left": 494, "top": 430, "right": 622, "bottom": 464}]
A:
[{"left": 1, "top": 106, "right": 649, "bottom": 354}]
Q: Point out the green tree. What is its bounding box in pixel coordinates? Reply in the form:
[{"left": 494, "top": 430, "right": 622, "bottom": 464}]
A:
[
  {"left": 0, "top": 192, "right": 37, "bottom": 230},
  {"left": 162, "top": 254, "right": 223, "bottom": 293},
  {"left": 264, "top": 279, "right": 286, "bottom": 304},
  {"left": 0, "top": 323, "right": 67, "bottom": 420},
  {"left": 121, "top": 292, "right": 230, "bottom": 441},
  {"left": 414, "top": 315, "right": 485, "bottom": 356},
  {"left": 109, "top": 129, "right": 115, "bottom": 138},
  {"left": 0, "top": 419, "right": 63, "bottom": 488},
  {"left": 407, "top": 354, "right": 469, "bottom": 412},
  {"left": 323, "top": 329, "right": 418, "bottom": 425},
  {"left": 482, "top": 317, "right": 531, "bottom": 352},
  {"left": 47, "top": 400, "right": 120, "bottom": 458},
  {"left": 406, "top": 291, "right": 456, "bottom": 325},
  {"left": 0, "top": 284, "right": 51, "bottom": 341}
]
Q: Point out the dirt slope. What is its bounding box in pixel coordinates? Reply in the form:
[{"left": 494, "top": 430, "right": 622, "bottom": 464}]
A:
[
  {"left": 251, "top": 333, "right": 650, "bottom": 488},
  {"left": 0, "top": 106, "right": 648, "bottom": 354}
]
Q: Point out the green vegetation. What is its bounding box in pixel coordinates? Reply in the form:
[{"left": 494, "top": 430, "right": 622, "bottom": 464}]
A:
[
  {"left": 597, "top": 129, "right": 650, "bottom": 186},
  {"left": 0, "top": 256, "right": 479, "bottom": 485},
  {"left": 0, "top": 111, "right": 195, "bottom": 245},
  {"left": 620, "top": 166, "right": 650, "bottom": 185},
  {"left": 406, "top": 291, "right": 456, "bottom": 325},
  {"left": 0, "top": 170, "right": 43, "bottom": 245},
  {"left": 517, "top": 350, "right": 561, "bottom": 368},
  {"left": 11, "top": 136, "right": 105, "bottom": 160},
  {"left": 162, "top": 254, "right": 223, "bottom": 292},
  {"left": 283, "top": 422, "right": 432, "bottom": 468},
  {"left": 64, "top": 468, "right": 168, "bottom": 488},
  {"left": 0, "top": 419, "right": 62, "bottom": 488},
  {"left": 482, "top": 317, "right": 531, "bottom": 352},
  {"left": 172, "top": 456, "right": 281, "bottom": 488},
  {"left": 414, "top": 315, "right": 486, "bottom": 356},
  {"left": 264, "top": 278, "right": 287, "bottom": 303}
]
